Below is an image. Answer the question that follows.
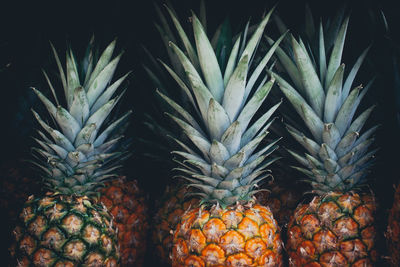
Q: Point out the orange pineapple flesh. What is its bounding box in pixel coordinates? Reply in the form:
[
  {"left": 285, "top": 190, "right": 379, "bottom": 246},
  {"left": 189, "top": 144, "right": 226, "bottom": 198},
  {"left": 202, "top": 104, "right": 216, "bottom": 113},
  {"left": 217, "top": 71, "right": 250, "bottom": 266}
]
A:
[
  {"left": 287, "top": 191, "right": 377, "bottom": 266},
  {"left": 387, "top": 184, "right": 400, "bottom": 266},
  {"left": 152, "top": 185, "right": 199, "bottom": 264},
  {"left": 172, "top": 203, "right": 283, "bottom": 266},
  {"left": 100, "top": 177, "right": 148, "bottom": 267}
]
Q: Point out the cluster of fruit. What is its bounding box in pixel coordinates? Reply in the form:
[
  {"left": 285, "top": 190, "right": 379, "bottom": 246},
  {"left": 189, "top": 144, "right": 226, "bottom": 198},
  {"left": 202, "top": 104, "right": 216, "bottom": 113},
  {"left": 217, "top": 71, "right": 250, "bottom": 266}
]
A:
[{"left": 2, "top": 1, "right": 400, "bottom": 266}]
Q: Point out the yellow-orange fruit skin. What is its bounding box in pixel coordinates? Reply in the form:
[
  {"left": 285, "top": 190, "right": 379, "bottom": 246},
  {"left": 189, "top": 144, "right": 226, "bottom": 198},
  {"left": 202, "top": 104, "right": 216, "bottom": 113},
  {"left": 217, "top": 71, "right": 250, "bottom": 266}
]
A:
[
  {"left": 287, "top": 192, "right": 377, "bottom": 266},
  {"left": 100, "top": 178, "right": 148, "bottom": 267},
  {"left": 387, "top": 184, "right": 400, "bottom": 267},
  {"left": 152, "top": 186, "right": 199, "bottom": 264},
  {"left": 172, "top": 203, "right": 283, "bottom": 267}
]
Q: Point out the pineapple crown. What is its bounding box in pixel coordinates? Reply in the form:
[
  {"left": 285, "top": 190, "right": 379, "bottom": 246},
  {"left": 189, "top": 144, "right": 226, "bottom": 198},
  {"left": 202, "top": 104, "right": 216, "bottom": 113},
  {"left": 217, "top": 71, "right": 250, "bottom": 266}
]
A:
[
  {"left": 31, "top": 38, "right": 132, "bottom": 196},
  {"left": 159, "top": 6, "right": 285, "bottom": 208},
  {"left": 271, "top": 16, "right": 378, "bottom": 194},
  {"left": 273, "top": 3, "right": 348, "bottom": 56},
  {"left": 141, "top": 1, "right": 233, "bottom": 169}
]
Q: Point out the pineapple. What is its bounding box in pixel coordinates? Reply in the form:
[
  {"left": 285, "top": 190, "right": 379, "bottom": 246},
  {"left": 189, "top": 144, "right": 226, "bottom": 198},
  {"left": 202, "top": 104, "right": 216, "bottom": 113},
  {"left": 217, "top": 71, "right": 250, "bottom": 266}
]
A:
[
  {"left": 11, "top": 39, "right": 132, "bottom": 266},
  {"left": 255, "top": 167, "right": 302, "bottom": 227},
  {"left": 158, "top": 6, "right": 286, "bottom": 266},
  {"left": 146, "top": 2, "right": 234, "bottom": 264},
  {"left": 152, "top": 184, "right": 199, "bottom": 265},
  {"left": 100, "top": 177, "right": 148, "bottom": 266},
  {"left": 387, "top": 184, "right": 400, "bottom": 266},
  {"left": 0, "top": 159, "right": 41, "bottom": 265},
  {"left": 254, "top": 5, "right": 349, "bottom": 230},
  {"left": 271, "top": 15, "right": 379, "bottom": 265}
]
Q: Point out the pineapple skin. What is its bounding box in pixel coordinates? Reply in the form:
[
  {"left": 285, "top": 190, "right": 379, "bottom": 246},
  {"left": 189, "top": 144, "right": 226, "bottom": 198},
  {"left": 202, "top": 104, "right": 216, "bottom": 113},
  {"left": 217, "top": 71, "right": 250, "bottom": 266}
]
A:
[
  {"left": 257, "top": 185, "right": 302, "bottom": 227},
  {"left": 287, "top": 191, "right": 377, "bottom": 266},
  {"left": 100, "top": 177, "right": 148, "bottom": 267},
  {"left": 256, "top": 168, "right": 303, "bottom": 228},
  {"left": 0, "top": 159, "right": 40, "bottom": 240},
  {"left": 172, "top": 203, "right": 283, "bottom": 266},
  {"left": 152, "top": 185, "right": 199, "bottom": 264},
  {"left": 387, "top": 184, "right": 400, "bottom": 267},
  {"left": 1, "top": 160, "right": 41, "bottom": 266},
  {"left": 11, "top": 194, "right": 119, "bottom": 266}
]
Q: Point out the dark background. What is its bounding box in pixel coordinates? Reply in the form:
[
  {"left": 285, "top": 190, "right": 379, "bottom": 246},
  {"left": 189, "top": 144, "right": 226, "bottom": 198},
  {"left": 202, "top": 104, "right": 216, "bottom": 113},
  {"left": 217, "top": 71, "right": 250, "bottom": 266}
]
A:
[{"left": 0, "top": 0, "right": 399, "bottom": 265}]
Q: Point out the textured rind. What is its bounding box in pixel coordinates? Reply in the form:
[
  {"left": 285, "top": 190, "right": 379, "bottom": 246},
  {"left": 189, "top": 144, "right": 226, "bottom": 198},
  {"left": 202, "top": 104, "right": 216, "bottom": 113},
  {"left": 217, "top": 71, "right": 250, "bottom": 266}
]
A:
[
  {"left": 255, "top": 167, "right": 303, "bottom": 227},
  {"left": 0, "top": 160, "right": 41, "bottom": 265},
  {"left": 256, "top": 184, "right": 302, "bottom": 227},
  {"left": 172, "top": 203, "right": 283, "bottom": 267},
  {"left": 287, "top": 191, "right": 377, "bottom": 266},
  {"left": 100, "top": 177, "right": 148, "bottom": 267},
  {"left": 152, "top": 185, "right": 199, "bottom": 264},
  {"left": 11, "top": 194, "right": 119, "bottom": 266},
  {"left": 387, "top": 184, "right": 400, "bottom": 267}
]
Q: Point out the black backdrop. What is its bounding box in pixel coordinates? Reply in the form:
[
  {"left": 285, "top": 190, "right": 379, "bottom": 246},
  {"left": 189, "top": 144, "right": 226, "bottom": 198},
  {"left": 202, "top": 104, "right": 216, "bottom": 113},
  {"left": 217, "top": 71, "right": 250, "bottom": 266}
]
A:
[{"left": 0, "top": 0, "right": 399, "bottom": 265}]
